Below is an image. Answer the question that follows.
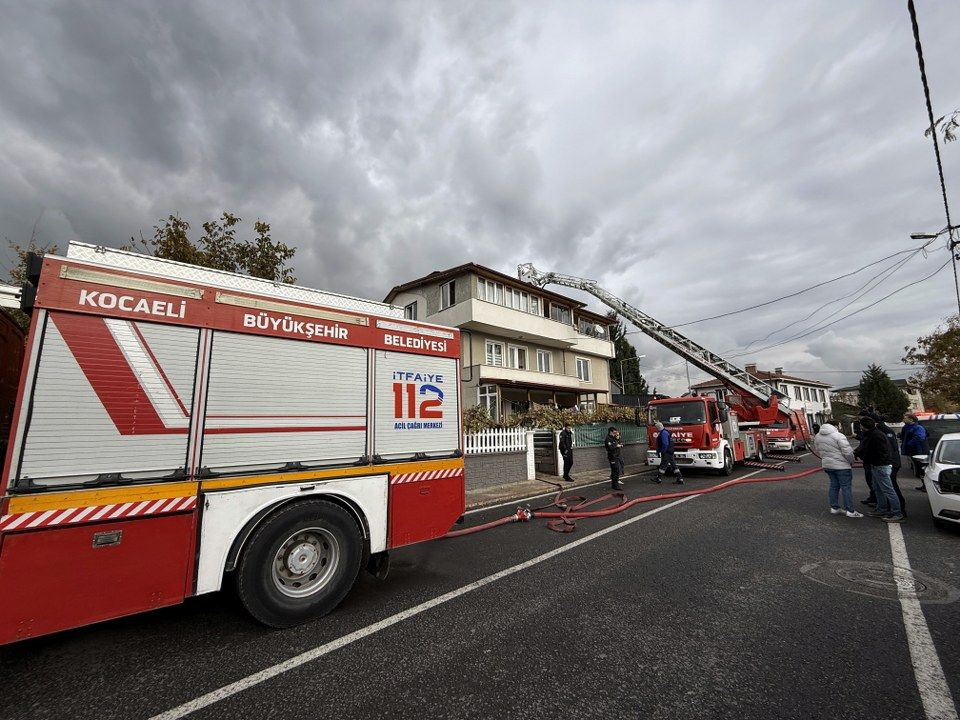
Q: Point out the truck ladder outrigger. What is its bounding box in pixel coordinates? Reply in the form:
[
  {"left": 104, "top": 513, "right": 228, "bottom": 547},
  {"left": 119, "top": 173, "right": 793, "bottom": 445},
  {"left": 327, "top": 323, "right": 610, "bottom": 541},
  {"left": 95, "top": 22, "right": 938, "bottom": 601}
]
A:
[{"left": 516, "top": 263, "right": 784, "bottom": 407}]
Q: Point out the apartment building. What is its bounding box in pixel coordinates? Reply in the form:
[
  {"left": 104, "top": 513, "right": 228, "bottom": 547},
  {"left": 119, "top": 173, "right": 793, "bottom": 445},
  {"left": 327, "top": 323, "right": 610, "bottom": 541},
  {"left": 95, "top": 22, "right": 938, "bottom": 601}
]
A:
[
  {"left": 690, "top": 364, "right": 832, "bottom": 428},
  {"left": 383, "top": 263, "right": 615, "bottom": 421}
]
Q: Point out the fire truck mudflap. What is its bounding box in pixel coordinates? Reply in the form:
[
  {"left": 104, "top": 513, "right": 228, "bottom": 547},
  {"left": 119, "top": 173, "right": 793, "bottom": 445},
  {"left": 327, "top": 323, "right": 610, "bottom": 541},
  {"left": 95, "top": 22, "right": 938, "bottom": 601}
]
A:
[{"left": 0, "top": 244, "right": 465, "bottom": 642}]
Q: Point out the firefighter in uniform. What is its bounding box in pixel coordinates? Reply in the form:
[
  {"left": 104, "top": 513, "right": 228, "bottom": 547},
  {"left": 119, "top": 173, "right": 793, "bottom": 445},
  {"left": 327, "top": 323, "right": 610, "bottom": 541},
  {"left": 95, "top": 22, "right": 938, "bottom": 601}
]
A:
[
  {"left": 605, "top": 427, "right": 624, "bottom": 490},
  {"left": 558, "top": 423, "right": 574, "bottom": 482}
]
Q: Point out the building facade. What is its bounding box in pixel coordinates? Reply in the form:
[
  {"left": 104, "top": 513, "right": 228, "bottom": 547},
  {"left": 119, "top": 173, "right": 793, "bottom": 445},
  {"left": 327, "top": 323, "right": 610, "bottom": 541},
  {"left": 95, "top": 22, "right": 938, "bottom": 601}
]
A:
[
  {"left": 690, "top": 364, "right": 832, "bottom": 428},
  {"left": 384, "top": 263, "right": 615, "bottom": 421},
  {"left": 832, "top": 378, "right": 925, "bottom": 414}
]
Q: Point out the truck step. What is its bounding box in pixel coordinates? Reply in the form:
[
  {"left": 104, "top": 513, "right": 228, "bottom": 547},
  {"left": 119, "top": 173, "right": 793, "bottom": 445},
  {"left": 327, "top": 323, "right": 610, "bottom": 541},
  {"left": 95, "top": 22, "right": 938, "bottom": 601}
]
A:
[
  {"left": 765, "top": 454, "right": 803, "bottom": 463},
  {"left": 742, "top": 460, "right": 787, "bottom": 471}
]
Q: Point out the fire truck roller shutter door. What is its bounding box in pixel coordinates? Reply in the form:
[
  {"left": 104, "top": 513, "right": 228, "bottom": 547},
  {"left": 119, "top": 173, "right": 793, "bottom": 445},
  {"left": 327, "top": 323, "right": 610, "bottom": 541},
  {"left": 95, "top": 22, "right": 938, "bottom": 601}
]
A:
[
  {"left": 16, "top": 313, "right": 198, "bottom": 487},
  {"left": 200, "top": 332, "right": 368, "bottom": 475},
  {"left": 373, "top": 350, "right": 460, "bottom": 459}
]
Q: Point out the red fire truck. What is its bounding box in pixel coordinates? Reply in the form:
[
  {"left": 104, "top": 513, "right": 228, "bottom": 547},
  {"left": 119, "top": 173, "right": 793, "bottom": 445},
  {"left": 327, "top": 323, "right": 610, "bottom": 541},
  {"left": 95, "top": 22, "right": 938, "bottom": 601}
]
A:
[
  {"left": 645, "top": 392, "right": 809, "bottom": 475},
  {"left": 516, "top": 264, "right": 811, "bottom": 475},
  {"left": 0, "top": 243, "right": 465, "bottom": 644}
]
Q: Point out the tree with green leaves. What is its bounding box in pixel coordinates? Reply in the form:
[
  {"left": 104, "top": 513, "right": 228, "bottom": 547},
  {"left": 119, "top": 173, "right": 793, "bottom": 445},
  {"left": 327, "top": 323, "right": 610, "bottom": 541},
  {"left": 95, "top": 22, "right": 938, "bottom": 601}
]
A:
[
  {"left": 857, "top": 364, "right": 910, "bottom": 419},
  {"left": 127, "top": 213, "right": 297, "bottom": 284},
  {"left": 607, "top": 311, "right": 649, "bottom": 396},
  {"left": 902, "top": 314, "right": 960, "bottom": 411}
]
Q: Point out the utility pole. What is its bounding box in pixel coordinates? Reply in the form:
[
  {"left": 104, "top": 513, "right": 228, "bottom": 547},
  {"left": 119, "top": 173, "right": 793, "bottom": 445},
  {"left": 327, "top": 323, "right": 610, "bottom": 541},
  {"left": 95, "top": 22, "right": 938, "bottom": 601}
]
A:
[{"left": 907, "top": 0, "right": 960, "bottom": 316}]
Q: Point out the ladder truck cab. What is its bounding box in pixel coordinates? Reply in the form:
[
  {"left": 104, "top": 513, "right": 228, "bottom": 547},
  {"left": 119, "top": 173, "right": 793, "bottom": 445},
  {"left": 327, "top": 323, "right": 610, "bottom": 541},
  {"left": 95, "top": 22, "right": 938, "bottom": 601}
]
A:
[
  {"left": 515, "top": 263, "right": 812, "bottom": 474},
  {"left": 646, "top": 395, "right": 767, "bottom": 476}
]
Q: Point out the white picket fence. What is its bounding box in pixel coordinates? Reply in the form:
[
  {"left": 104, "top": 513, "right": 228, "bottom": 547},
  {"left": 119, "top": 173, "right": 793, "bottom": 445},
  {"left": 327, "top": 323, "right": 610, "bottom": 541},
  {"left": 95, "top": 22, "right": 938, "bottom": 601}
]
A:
[{"left": 464, "top": 427, "right": 529, "bottom": 455}]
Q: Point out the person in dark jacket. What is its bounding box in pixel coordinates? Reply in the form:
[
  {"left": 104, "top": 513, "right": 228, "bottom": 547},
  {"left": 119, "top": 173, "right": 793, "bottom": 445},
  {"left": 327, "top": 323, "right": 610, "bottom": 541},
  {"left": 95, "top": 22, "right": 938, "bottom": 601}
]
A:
[
  {"left": 854, "top": 417, "right": 903, "bottom": 522},
  {"left": 558, "top": 423, "right": 574, "bottom": 482},
  {"left": 856, "top": 414, "right": 876, "bottom": 506},
  {"left": 604, "top": 427, "right": 624, "bottom": 490},
  {"left": 901, "top": 413, "right": 929, "bottom": 489},
  {"left": 877, "top": 417, "right": 906, "bottom": 517},
  {"left": 653, "top": 421, "right": 684, "bottom": 485}
]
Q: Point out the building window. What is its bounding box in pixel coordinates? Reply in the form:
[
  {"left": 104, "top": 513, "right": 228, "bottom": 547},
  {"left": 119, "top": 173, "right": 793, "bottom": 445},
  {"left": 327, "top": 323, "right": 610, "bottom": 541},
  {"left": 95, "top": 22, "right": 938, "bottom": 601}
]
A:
[
  {"left": 579, "top": 393, "right": 597, "bottom": 412},
  {"left": 530, "top": 296, "right": 542, "bottom": 316},
  {"left": 485, "top": 340, "right": 504, "bottom": 367},
  {"left": 403, "top": 301, "right": 418, "bottom": 320},
  {"left": 780, "top": 384, "right": 788, "bottom": 394},
  {"left": 508, "top": 345, "right": 527, "bottom": 370},
  {"left": 440, "top": 280, "right": 456, "bottom": 310},
  {"left": 550, "top": 303, "right": 572, "bottom": 324},
  {"left": 478, "top": 278, "right": 543, "bottom": 316},
  {"left": 478, "top": 385, "right": 499, "bottom": 421},
  {"left": 576, "top": 357, "right": 591, "bottom": 382},
  {"left": 536, "top": 349, "right": 552, "bottom": 373},
  {"left": 803, "top": 387, "right": 811, "bottom": 401},
  {"left": 818, "top": 389, "right": 825, "bottom": 403},
  {"left": 793, "top": 386, "right": 802, "bottom": 401},
  {"left": 577, "top": 317, "right": 607, "bottom": 339}
]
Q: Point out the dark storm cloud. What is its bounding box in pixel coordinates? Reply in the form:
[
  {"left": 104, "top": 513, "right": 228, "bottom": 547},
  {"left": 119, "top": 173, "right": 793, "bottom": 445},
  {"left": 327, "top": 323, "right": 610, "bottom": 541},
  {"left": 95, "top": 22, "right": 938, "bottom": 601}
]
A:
[{"left": 1, "top": 0, "right": 958, "bottom": 393}]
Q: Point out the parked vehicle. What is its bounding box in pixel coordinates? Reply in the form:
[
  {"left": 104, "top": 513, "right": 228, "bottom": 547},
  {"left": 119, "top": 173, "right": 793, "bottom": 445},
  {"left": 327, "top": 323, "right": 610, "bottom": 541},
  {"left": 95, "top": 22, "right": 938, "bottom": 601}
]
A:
[
  {"left": 0, "top": 242, "right": 465, "bottom": 644},
  {"left": 920, "top": 432, "right": 960, "bottom": 529}
]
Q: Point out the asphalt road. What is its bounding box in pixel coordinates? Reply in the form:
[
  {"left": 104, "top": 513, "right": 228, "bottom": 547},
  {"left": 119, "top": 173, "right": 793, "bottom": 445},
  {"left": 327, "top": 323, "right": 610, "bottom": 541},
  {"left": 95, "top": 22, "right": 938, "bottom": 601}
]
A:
[{"left": 2, "top": 454, "right": 958, "bottom": 720}]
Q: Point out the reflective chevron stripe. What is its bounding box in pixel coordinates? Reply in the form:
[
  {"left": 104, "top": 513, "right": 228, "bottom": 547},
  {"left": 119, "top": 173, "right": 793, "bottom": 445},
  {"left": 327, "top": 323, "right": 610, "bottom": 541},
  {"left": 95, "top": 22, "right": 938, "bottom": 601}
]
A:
[{"left": 0, "top": 496, "right": 197, "bottom": 532}]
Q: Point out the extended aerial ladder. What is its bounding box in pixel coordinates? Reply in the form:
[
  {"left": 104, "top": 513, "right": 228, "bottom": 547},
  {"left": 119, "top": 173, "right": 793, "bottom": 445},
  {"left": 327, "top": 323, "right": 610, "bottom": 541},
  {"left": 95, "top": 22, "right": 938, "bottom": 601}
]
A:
[{"left": 517, "top": 263, "right": 794, "bottom": 424}]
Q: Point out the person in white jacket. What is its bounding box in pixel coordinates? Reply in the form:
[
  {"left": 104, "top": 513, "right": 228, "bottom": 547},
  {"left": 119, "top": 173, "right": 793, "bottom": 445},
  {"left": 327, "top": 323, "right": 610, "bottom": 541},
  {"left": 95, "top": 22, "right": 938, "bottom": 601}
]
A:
[{"left": 814, "top": 422, "right": 863, "bottom": 518}]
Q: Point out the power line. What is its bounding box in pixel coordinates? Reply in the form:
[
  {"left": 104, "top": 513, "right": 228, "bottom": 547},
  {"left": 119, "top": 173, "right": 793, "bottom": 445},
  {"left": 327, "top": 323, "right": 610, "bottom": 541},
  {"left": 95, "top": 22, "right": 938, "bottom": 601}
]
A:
[
  {"left": 645, "top": 257, "right": 949, "bottom": 376},
  {"left": 666, "top": 244, "right": 924, "bottom": 329},
  {"left": 740, "top": 245, "right": 926, "bottom": 352},
  {"left": 726, "top": 256, "right": 952, "bottom": 358},
  {"left": 907, "top": 0, "right": 960, "bottom": 315}
]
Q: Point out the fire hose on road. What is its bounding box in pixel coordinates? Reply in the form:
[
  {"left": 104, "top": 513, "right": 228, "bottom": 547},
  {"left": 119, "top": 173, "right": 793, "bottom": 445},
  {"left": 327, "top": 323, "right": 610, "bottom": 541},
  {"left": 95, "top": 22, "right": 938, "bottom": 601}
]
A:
[{"left": 444, "top": 465, "right": 823, "bottom": 538}]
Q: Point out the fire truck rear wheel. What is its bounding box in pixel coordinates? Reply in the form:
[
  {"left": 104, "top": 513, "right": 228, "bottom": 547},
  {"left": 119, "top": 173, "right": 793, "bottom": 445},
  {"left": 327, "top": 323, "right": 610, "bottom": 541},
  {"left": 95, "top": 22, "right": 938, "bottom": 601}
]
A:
[{"left": 237, "top": 499, "right": 363, "bottom": 628}]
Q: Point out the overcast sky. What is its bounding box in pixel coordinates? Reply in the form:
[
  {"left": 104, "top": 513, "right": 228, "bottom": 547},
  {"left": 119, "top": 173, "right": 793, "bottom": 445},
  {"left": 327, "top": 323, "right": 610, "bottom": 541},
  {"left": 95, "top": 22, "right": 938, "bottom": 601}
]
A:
[{"left": 2, "top": 1, "right": 958, "bottom": 395}]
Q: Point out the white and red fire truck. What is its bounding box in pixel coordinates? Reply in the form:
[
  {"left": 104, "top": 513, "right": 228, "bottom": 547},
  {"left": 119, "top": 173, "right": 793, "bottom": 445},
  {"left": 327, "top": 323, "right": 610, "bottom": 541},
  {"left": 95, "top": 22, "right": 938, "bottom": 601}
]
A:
[
  {"left": 0, "top": 243, "right": 465, "bottom": 644},
  {"left": 516, "top": 264, "right": 811, "bottom": 475},
  {"left": 646, "top": 392, "right": 808, "bottom": 475}
]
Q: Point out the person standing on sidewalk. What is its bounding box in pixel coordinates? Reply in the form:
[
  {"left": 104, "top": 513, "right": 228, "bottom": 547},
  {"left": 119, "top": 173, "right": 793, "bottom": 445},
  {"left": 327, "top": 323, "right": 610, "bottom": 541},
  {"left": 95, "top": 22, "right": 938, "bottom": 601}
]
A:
[
  {"left": 653, "top": 421, "right": 684, "bottom": 485},
  {"left": 854, "top": 416, "right": 904, "bottom": 523},
  {"left": 558, "top": 423, "right": 574, "bottom": 483},
  {"left": 813, "top": 421, "right": 862, "bottom": 518},
  {"left": 604, "top": 427, "right": 624, "bottom": 490}
]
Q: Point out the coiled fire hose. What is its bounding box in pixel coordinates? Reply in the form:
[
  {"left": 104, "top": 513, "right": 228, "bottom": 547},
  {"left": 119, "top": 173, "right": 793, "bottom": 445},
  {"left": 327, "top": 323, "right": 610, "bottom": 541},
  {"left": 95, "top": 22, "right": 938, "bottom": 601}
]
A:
[{"left": 445, "top": 465, "right": 823, "bottom": 538}]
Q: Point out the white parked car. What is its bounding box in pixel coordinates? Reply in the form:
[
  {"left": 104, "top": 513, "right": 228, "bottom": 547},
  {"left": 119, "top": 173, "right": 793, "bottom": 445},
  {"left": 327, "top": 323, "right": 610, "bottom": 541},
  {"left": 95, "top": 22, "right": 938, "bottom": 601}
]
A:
[{"left": 921, "top": 432, "right": 960, "bottom": 529}]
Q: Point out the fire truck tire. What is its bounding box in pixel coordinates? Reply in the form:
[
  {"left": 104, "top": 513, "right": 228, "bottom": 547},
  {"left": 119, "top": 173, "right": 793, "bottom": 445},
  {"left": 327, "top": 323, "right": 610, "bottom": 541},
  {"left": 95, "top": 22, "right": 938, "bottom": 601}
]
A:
[
  {"left": 236, "top": 499, "right": 363, "bottom": 628},
  {"left": 718, "top": 449, "right": 733, "bottom": 476}
]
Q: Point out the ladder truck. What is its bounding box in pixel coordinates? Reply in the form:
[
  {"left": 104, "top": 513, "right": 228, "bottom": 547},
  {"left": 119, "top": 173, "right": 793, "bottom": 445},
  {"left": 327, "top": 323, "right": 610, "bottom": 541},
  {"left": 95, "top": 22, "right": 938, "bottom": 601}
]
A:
[{"left": 516, "top": 264, "right": 810, "bottom": 476}]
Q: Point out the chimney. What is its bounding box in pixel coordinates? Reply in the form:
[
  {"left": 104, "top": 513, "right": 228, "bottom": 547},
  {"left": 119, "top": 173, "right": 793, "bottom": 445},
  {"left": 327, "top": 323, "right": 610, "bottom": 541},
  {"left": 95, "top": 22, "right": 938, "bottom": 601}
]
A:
[
  {"left": 745, "top": 363, "right": 758, "bottom": 374},
  {"left": 774, "top": 367, "right": 784, "bottom": 376}
]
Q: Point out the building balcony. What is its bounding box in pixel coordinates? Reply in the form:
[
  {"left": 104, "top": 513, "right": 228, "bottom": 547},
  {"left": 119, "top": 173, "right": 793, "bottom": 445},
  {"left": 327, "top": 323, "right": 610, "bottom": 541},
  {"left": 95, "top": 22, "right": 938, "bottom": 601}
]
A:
[{"left": 432, "top": 299, "right": 614, "bottom": 358}]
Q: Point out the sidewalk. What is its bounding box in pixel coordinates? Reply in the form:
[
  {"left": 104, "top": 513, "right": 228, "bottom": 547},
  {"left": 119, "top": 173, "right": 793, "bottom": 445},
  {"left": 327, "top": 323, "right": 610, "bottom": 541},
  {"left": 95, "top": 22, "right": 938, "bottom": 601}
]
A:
[{"left": 465, "top": 462, "right": 658, "bottom": 510}]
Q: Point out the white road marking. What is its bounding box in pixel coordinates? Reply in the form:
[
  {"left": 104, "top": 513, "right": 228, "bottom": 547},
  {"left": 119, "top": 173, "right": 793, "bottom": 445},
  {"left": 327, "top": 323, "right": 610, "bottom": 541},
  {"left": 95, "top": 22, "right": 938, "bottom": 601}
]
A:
[
  {"left": 887, "top": 523, "right": 958, "bottom": 720},
  {"left": 149, "top": 489, "right": 717, "bottom": 720}
]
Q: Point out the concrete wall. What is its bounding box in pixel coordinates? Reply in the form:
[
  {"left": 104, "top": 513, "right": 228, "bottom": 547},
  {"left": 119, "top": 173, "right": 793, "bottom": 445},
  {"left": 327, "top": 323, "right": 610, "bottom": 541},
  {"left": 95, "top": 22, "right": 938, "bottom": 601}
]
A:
[
  {"left": 465, "top": 451, "right": 529, "bottom": 491},
  {"left": 569, "top": 442, "right": 649, "bottom": 473}
]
